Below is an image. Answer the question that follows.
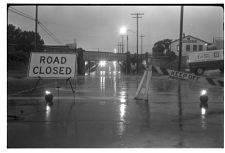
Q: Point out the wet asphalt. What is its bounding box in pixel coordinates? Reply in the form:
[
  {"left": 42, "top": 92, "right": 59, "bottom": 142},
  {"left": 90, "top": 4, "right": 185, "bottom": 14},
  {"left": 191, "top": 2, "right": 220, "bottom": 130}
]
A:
[{"left": 7, "top": 62, "right": 224, "bottom": 148}]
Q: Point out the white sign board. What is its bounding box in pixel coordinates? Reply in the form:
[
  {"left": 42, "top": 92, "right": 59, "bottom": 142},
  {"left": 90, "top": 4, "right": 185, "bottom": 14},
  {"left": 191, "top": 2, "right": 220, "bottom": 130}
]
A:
[
  {"left": 188, "top": 50, "right": 223, "bottom": 63},
  {"left": 28, "top": 52, "right": 76, "bottom": 78}
]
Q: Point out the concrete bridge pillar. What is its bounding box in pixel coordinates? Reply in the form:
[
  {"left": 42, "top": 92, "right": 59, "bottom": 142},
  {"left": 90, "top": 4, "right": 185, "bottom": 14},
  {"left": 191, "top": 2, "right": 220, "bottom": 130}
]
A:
[{"left": 77, "top": 48, "right": 85, "bottom": 76}]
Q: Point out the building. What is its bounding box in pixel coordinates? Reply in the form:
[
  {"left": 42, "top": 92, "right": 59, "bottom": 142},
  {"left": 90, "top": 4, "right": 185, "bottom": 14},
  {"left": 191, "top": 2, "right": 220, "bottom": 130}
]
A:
[
  {"left": 207, "top": 37, "right": 224, "bottom": 50},
  {"left": 170, "top": 35, "right": 210, "bottom": 56}
]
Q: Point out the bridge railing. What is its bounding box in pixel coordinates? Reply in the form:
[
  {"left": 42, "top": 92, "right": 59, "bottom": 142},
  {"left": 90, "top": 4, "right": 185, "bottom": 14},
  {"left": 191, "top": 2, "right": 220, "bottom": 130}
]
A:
[{"left": 83, "top": 51, "right": 127, "bottom": 61}]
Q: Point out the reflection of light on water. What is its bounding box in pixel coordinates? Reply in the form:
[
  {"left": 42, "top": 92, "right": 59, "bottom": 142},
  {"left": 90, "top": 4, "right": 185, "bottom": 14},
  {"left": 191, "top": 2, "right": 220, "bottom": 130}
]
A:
[
  {"left": 120, "top": 104, "right": 126, "bottom": 119},
  {"left": 45, "top": 105, "right": 51, "bottom": 120},
  {"left": 201, "top": 114, "right": 207, "bottom": 130},
  {"left": 100, "top": 72, "right": 105, "bottom": 91},
  {"left": 100, "top": 77, "right": 105, "bottom": 90},
  {"left": 118, "top": 104, "right": 127, "bottom": 136},
  {"left": 120, "top": 98, "right": 126, "bottom": 103},
  {"left": 113, "top": 76, "right": 117, "bottom": 96},
  {"left": 201, "top": 107, "right": 206, "bottom": 116},
  {"left": 100, "top": 71, "right": 105, "bottom": 76},
  {"left": 113, "top": 61, "right": 117, "bottom": 72},
  {"left": 120, "top": 90, "right": 126, "bottom": 103},
  {"left": 200, "top": 108, "right": 207, "bottom": 130},
  {"left": 118, "top": 122, "right": 125, "bottom": 137}
]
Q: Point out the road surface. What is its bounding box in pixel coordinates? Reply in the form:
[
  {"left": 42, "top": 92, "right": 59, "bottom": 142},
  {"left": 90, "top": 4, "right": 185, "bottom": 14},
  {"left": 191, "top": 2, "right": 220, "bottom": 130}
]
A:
[{"left": 7, "top": 62, "right": 224, "bottom": 148}]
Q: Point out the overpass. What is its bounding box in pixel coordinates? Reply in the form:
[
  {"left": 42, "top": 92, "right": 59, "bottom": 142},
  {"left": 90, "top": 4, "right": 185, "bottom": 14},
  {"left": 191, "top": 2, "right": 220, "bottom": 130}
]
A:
[
  {"left": 44, "top": 45, "right": 149, "bottom": 62},
  {"left": 83, "top": 51, "right": 127, "bottom": 61},
  {"left": 44, "top": 45, "right": 150, "bottom": 75}
]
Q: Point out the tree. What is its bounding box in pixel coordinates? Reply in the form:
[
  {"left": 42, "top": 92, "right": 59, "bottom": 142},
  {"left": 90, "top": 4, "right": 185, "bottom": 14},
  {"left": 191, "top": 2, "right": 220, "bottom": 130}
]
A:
[
  {"left": 152, "top": 39, "right": 172, "bottom": 57},
  {"left": 165, "top": 50, "right": 177, "bottom": 60},
  {"left": 7, "top": 24, "right": 44, "bottom": 52}
]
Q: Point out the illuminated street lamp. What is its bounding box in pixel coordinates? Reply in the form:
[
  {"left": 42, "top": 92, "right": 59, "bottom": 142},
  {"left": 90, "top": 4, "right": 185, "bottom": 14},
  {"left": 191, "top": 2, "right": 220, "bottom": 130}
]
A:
[{"left": 120, "top": 26, "right": 127, "bottom": 35}]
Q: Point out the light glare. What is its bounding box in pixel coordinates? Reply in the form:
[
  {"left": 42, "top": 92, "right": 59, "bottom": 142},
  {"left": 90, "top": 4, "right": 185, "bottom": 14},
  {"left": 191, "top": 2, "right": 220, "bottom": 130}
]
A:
[
  {"left": 201, "top": 90, "right": 207, "bottom": 96},
  {"left": 45, "top": 90, "right": 51, "bottom": 95},
  {"left": 120, "top": 26, "right": 127, "bottom": 35},
  {"left": 201, "top": 107, "right": 206, "bottom": 115},
  {"left": 99, "top": 61, "right": 106, "bottom": 67}
]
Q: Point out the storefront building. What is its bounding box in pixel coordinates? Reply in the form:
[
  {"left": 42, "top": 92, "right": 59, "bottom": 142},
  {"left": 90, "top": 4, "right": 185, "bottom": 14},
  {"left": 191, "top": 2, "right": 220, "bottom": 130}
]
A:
[{"left": 170, "top": 35, "right": 210, "bottom": 56}]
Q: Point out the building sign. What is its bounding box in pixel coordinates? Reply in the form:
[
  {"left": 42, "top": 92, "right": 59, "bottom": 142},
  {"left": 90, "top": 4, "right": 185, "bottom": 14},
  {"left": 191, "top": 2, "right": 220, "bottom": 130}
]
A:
[
  {"left": 28, "top": 52, "right": 76, "bottom": 78},
  {"left": 188, "top": 50, "right": 224, "bottom": 63},
  {"left": 182, "top": 39, "right": 197, "bottom": 43}
]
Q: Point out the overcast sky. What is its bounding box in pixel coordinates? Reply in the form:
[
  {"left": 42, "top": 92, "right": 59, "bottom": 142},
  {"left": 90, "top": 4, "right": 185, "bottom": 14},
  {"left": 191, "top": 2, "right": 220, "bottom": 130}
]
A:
[{"left": 8, "top": 5, "right": 223, "bottom": 54}]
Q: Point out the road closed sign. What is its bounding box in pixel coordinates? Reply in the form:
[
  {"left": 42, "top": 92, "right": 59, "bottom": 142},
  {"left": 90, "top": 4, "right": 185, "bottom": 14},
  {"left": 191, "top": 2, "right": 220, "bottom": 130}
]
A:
[{"left": 28, "top": 52, "right": 76, "bottom": 78}]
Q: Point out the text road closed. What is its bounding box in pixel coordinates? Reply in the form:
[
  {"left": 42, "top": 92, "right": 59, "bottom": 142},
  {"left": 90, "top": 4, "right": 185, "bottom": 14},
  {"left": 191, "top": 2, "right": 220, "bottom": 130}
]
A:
[{"left": 28, "top": 52, "right": 76, "bottom": 78}]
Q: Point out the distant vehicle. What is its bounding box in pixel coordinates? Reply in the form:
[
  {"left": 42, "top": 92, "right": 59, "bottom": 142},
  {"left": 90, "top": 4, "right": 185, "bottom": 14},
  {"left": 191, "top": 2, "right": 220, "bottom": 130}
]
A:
[{"left": 187, "top": 50, "right": 224, "bottom": 75}]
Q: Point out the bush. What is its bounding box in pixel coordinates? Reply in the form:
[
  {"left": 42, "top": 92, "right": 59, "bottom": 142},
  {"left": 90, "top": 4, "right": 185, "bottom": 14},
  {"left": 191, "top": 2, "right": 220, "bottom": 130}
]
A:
[
  {"left": 8, "top": 51, "right": 30, "bottom": 65},
  {"left": 165, "top": 51, "right": 177, "bottom": 60}
]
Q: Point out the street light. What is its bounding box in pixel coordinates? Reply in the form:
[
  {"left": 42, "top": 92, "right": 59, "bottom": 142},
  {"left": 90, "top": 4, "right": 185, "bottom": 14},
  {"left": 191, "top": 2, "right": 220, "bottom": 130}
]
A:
[{"left": 120, "top": 26, "right": 127, "bottom": 35}]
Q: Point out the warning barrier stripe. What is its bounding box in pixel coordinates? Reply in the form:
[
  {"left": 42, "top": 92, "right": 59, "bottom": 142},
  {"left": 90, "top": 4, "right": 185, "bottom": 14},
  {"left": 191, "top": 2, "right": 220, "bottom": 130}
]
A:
[{"left": 152, "top": 65, "right": 224, "bottom": 87}]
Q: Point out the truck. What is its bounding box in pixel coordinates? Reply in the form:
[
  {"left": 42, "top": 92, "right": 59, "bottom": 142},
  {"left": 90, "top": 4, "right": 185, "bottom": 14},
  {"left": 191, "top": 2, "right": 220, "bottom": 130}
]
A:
[{"left": 187, "top": 50, "right": 224, "bottom": 75}]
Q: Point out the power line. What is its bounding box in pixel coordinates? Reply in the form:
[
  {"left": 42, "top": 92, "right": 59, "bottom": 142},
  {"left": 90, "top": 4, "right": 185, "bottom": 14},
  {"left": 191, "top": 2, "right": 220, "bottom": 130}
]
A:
[
  {"left": 38, "top": 23, "right": 62, "bottom": 44},
  {"left": 9, "top": 7, "right": 35, "bottom": 20},
  {"left": 8, "top": 8, "right": 36, "bottom": 22},
  {"left": 38, "top": 22, "right": 63, "bottom": 44},
  {"left": 8, "top": 7, "right": 63, "bottom": 45}
]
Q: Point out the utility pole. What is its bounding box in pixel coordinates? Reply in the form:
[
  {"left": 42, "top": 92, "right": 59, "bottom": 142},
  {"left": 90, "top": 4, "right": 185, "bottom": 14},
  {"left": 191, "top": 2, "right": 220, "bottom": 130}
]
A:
[
  {"left": 120, "top": 42, "right": 122, "bottom": 53},
  {"left": 35, "top": 5, "right": 38, "bottom": 51},
  {"left": 126, "top": 34, "right": 129, "bottom": 53},
  {"left": 121, "top": 35, "right": 124, "bottom": 53},
  {"left": 140, "top": 34, "right": 145, "bottom": 63},
  {"left": 178, "top": 6, "right": 184, "bottom": 71},
  {"left": 117, "top": 42, "right": 122, "bottom": 53},
  {"left": 131, "top": 13, "right": 144, "bottom": 74}
]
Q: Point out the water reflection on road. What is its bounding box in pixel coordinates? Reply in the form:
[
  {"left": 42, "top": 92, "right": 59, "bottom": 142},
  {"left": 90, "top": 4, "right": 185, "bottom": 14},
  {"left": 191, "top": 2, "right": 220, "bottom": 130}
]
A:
[{"left": 8, "top": 61, "right": 224, "bottom": 147}]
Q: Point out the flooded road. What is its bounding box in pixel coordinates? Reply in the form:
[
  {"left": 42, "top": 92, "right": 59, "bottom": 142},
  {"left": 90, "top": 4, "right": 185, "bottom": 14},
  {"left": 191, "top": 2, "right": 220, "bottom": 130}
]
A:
[{"left": 7, "top": 62, "right": 224, "bottom": 148}]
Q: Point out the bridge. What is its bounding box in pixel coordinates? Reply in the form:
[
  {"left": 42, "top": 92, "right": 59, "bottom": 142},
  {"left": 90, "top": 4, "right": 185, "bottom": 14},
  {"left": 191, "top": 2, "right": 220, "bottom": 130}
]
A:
[
  {"left": 44, "top": 45, "right": 150, "bottom": 75},
  {"left": 44, "top": 45, "right": 128, "bottom": 61},
  {"left": 83, "top": 51, "right": 127, "bottom": 61}
]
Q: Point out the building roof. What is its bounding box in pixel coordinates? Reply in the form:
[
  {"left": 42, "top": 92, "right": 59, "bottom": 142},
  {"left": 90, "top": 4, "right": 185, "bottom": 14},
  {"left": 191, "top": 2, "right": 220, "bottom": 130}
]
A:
[
  {"left": 171, "top": 35, "right": 210, "bottom": 44},
  {"left": 44, "top": 45, "right": 75, "bottom": 53}
]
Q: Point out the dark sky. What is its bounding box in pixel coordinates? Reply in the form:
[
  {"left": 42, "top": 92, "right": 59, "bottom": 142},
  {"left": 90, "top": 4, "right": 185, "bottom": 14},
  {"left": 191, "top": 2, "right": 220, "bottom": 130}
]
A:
[{"left": 8, "top": 5, "right": 223, "bottom": 53}]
